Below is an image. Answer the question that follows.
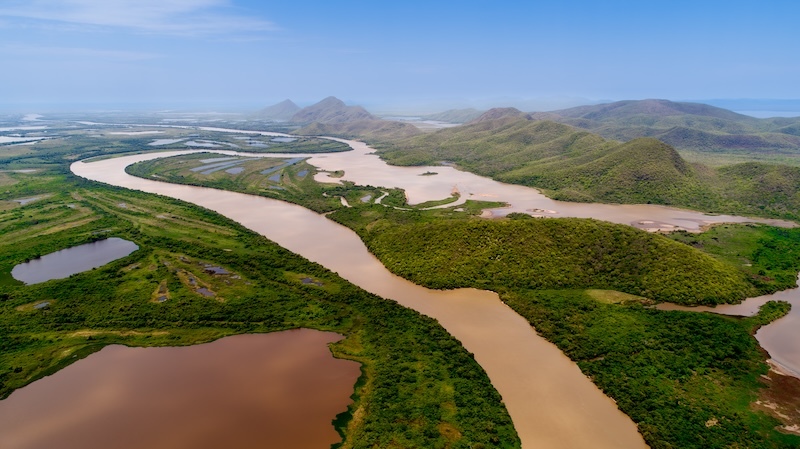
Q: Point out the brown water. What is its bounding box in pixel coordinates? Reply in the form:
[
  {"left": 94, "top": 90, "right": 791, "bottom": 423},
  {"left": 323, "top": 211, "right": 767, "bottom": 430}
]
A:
[
  {"left": 657, "top": 275, "right": 800, "bottom": 378},
  {"left": 0, "top": 330, "right": 360, "bottom": 449},
  {"left": 195, "top": 127, "right": 795, "bottom": 232},
  {"left": 11, "top": 237, "right": 139, "bottom": 285},
  {"left": 72, "top": 151, "right": 648, "bottom": 448}
]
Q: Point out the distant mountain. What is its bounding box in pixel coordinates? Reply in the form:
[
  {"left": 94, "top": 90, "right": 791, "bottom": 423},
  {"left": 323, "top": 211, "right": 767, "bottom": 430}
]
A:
[
  {"left": 538, "top": 99, "right": 754, "bottom": 122},
  {"left": 422, "top": 108, "right": 483, "bottom": 124},
  {"left": 529, "top": 99, "right": 800, "bottom": 152},
  {"left": 469, "top": 107, "right": 531, "bottom": 124},
  {"left": 294, "top": 119, "right": 421, "bottom": 141},
  {"left": 253, "top": 99, "right": 301, "bottom": 121},
  {"left": 377, "top": 116, "right": 800, "bottom": 221},
  {"left": 291, "top": 96, "right": 375, "bottom": 124}
]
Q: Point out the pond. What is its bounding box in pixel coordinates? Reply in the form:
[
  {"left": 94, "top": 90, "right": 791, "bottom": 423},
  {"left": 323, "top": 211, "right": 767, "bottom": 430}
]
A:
[
  {"left": 0, "top": 329, "right": 360, "bottom": 449},
  {"left": 11, "top": 238, "right": 139, "bottom": 285}
]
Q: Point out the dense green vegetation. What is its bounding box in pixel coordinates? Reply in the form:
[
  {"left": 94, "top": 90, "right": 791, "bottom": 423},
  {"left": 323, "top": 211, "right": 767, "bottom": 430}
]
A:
[
  {"left": 669, "top": 224, "right": 800, "bottom": 294},
  {"left": 375, "top": 116, "right": 800, "bottom": 222},
  {"left": 356, "top": 217, "right": 756, "bottom": 305},
  {"left": 504, "top": 290, "right": 796, "bottom": 449},
  {"left": 0, "top": 171, "right": 519, "bottom": 448},
  {"left": 327, "top": 206, "right": 800, "bottom": 447}
]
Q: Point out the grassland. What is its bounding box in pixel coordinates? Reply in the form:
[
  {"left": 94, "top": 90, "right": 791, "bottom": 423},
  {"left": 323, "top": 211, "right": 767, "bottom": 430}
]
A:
[{"left": 0, "top": 169, "right": 520, "bottom": 448}]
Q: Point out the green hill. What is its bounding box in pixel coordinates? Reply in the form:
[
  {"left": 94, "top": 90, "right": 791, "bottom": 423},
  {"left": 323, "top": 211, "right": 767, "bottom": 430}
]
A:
[
  {"left": 361, "top": 218, "right": 755, "bottom": 305},
  {"left": 528, "top": 99, "right": 800, "bottom": 153},
  {"left": 377, "top": 117, "right": 800, "bottom": 221},
  {"left": 377, "top": 117, "right": 608, "bottom": 173}
]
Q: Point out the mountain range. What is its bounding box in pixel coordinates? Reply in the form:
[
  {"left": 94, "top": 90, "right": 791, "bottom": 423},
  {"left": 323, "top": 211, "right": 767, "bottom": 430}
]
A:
[
  {"left": 529, "top": 99, "right": 800, "bottom": 152},
  {"left": 255, "top": 96, "right": 800, "bottom": 157}
]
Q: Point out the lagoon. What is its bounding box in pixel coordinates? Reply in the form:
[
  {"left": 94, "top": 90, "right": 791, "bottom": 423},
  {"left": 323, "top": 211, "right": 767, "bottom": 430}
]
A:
[
  {"left": 11, "top": 238, "right": 139, "bottom": 285},
  {"left": 0, "top": 330, "right": 360, "bottom": 449}
]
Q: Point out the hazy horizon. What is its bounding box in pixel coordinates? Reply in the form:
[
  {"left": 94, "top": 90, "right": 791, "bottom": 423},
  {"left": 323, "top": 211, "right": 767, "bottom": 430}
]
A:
[{"left": 1, "top": 1, "right": 799, "bottom": 114}]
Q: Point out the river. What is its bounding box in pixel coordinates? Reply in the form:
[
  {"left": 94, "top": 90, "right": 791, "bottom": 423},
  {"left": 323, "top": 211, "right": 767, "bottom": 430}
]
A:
[
  {"left": 196, "top": 127, "right": 795, "bottom": 232},
  {"left": 69, "top": 130, "right": 797, "bottom": 448},
  {"left": 72, "top": 149, "right": 647, "bottom": 448}
]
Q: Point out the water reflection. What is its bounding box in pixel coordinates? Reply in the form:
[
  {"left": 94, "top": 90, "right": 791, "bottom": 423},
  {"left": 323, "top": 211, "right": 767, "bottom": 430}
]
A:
[{"left": 11, "top": 238, "right": 139, "bottom": 285}]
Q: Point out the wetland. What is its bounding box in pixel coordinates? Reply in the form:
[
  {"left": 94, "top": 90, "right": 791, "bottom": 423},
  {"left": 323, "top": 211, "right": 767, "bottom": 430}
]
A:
[{"left": 3, "top": 119, "right": 800, "bottom": 448}]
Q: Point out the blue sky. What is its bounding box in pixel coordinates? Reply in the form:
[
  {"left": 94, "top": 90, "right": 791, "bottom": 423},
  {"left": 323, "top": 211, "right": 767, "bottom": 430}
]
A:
[{"left": 1, "top": 0, "right": 798, "bottom": 112}]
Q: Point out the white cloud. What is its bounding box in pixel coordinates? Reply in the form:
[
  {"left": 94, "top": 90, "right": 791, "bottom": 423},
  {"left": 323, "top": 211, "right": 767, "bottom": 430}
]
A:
[
  {"left": 0, "top": 0, "right": 276, "bottom": 36},
  {"left": 0, "top": 43, "right": 162, "bottom": 61}
]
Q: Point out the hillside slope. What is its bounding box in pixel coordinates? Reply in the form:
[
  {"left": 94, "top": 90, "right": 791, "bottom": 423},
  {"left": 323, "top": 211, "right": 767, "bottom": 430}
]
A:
[
  {"left": 529, "top": 99, "right": 800, "bottom": 152},
  {"left": 377, "top": 116, "right": 800, "bottom": 221},
  {"left": 253, "top": 99, "right": 300, "bottom": 121},
  {"left": 361, "top": 218, "right": 755, "bottom": 305}
]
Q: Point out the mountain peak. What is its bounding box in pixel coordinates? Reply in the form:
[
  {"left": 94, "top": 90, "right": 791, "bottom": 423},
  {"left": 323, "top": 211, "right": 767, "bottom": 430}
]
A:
[
  {"left": 291, "top": 97, "right": 375, "bottom": 124},
  {"left": 317, "top": 96, "right": 346, "bottom": 107},
  {"left": 253, "top": 99, "right": 300, "bottom": 121}
]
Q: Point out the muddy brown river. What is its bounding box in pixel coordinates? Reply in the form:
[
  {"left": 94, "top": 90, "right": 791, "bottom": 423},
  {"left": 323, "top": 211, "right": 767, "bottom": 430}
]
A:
[
  {"left": 66, "top": 131, "right": 796, "bottom": 448},
  {"left": 0, "top": 330, "right": 360, "bottom": 449},
  {"left": 72, "top": 150, "right": 648, "bottom": 448}
]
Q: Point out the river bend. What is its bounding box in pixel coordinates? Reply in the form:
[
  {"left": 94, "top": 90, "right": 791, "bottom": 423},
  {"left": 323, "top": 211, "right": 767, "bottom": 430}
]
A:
[{"left": 72, "top": 150, "right": 647, "bottom": 449}]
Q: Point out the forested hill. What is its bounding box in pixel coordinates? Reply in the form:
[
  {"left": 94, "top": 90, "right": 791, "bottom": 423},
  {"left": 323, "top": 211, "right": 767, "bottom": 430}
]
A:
[
  {"left": 375, "top": 115, "right": 800, "bottom": 222},
  {"left": 528, "top": 99, "right": 800, "bottom": 152},
  {"left": 360, "top": 217, "right": 755, "bottom": 305}
]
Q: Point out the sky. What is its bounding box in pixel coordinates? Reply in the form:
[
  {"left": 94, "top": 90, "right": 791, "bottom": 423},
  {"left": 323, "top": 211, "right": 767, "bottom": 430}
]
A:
[{"left": 1, "top": 0, "right": 799, "bottom": 112}]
